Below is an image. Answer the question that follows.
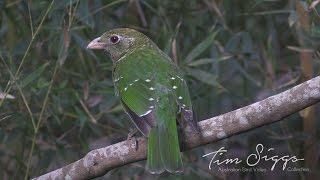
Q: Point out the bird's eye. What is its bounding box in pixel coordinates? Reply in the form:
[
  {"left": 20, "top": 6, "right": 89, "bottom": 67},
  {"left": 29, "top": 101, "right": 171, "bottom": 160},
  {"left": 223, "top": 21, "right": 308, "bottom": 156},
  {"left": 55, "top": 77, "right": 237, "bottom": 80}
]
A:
[{"left": 110, "top": 35, "right": 120, "bottom": 44}]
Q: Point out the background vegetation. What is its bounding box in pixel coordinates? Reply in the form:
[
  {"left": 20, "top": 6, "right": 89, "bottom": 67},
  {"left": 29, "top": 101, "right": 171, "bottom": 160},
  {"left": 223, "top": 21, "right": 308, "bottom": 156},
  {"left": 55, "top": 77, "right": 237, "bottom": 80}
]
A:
[{"left": 0, "top": 0, "right": 319, "bottom": 179}]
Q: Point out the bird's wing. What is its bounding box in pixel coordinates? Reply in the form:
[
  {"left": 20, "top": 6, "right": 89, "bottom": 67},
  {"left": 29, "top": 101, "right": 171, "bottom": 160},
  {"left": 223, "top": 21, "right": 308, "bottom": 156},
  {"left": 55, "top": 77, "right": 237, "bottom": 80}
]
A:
[
  {"left": 169, "top": 70, "right": 198, "bottom": 131},
  {"left": 114, "top": 46, "right": 197, "bottom": 135},
  {"left": 113, "top": 47, "right": 172, "bottom": 135}
]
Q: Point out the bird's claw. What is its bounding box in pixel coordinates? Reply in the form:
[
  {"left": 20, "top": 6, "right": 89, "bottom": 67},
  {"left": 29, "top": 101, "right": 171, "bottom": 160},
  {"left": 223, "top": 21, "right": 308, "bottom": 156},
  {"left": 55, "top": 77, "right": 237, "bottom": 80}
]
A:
[
  {"left": 127, "top": 128, "right": 139, "bottom": 151},
  {"left": 127, "top": 128, "right": 138, "bottom": 140}
]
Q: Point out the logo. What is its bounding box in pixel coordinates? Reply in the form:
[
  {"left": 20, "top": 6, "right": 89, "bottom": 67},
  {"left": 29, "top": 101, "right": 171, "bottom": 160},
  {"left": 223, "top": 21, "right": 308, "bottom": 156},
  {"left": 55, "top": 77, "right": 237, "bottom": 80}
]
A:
[{"left": 202, "top": 143, "right": 309, "bottom": 172}]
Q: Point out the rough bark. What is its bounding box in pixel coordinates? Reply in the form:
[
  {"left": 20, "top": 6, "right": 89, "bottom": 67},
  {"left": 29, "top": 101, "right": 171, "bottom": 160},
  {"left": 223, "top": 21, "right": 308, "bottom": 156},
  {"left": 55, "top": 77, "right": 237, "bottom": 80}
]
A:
[{"left": 33, "top": 76, "right": 320, "bottom": 180}]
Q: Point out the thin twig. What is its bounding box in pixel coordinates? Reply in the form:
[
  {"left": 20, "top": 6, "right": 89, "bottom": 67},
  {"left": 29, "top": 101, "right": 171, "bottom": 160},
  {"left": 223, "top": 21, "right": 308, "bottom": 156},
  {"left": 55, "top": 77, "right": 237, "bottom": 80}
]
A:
[
  {"left": 0, "top": 55, "right": 36, "bottom": 130},
  {"left": 0, "top": 0, "right": 55, "bottom": 107},
  {"left": 24, "top": 61, "right": 59, "bottom": 180},
  {"left": 78, "top": 97, "right": 98, "bottom": 124},
  {"left": 134, "top": 0, "right": 148, "bottom": 27},
  {"left": 24, "top": 1, "right": 79, "bottom": 178},
  {"left": 27, "top": 0, "right": 34, "bottom": 37}
]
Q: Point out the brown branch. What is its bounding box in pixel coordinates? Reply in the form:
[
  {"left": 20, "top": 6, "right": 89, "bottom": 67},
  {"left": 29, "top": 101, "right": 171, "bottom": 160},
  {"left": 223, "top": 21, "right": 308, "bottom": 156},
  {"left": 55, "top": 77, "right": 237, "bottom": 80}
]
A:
[{"left": 33, "top": 76, "right": 320, "bottom": 180}]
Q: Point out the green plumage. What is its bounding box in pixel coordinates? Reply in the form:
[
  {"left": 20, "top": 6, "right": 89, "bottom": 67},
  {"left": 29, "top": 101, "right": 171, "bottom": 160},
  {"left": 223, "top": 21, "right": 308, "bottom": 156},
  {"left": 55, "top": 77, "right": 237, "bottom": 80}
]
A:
[
  {"left": 87, "top": 28, "right": 195, "bottom": 174},
  {"left": 113, "top": 46, "right": 188, "bottom": 173}
]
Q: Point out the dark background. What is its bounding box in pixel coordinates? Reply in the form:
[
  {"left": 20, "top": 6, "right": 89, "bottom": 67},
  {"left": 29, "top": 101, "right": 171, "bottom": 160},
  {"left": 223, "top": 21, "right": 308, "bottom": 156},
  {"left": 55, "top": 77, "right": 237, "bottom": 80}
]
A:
[{"left": 0, "top": 0, "right": 319, "bottom": 179}]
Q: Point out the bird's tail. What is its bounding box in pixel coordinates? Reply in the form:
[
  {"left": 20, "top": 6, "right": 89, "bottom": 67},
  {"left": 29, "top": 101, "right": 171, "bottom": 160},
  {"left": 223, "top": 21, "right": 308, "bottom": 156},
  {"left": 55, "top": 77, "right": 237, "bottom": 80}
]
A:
[{"left": 146, "top": 117, "right": 183, "bottom": 174}]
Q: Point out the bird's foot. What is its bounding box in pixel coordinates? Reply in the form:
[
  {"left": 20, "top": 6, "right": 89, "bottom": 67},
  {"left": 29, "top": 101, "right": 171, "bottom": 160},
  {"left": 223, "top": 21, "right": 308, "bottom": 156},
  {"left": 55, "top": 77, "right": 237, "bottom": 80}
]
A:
[
  {"left": 127, "top": 128, "right": 138, "bottom": 140},
  {"left": 127, "top": 128, "right": 139, "bottom": 151}
]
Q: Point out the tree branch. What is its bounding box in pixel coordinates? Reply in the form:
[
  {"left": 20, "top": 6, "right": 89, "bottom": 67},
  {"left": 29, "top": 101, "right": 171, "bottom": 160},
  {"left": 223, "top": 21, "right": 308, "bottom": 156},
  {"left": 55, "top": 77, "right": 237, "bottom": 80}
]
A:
[{"left": 33, "top": 76, "right": 320, "bottom": 180}]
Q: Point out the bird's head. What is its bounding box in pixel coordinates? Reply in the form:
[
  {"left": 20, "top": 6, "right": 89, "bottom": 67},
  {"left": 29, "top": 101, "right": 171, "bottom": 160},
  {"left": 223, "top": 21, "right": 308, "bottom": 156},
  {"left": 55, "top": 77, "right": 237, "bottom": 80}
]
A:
[{"left": 87, "top": 28, "right": 150, "bottom": 61}]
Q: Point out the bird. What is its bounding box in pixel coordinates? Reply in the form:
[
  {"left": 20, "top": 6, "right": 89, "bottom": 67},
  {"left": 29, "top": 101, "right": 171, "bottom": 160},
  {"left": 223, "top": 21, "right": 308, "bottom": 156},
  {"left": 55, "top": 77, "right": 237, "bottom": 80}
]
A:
[{"left": 87, "top": 28, "right": 196, "bottom": 174}]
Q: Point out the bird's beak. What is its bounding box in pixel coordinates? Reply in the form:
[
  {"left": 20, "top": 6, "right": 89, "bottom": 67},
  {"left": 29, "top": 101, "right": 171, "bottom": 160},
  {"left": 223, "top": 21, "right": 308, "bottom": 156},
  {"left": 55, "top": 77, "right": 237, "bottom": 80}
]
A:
[{"left": 87, "top": 37, "right": 106, "bottom": 49}]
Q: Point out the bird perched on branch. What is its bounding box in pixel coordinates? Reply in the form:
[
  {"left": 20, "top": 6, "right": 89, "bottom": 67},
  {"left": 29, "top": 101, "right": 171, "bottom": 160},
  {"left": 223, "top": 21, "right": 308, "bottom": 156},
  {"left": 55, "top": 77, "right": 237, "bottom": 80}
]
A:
[{"left": 87, "top": 28, "right": 196, "bottom": 174}]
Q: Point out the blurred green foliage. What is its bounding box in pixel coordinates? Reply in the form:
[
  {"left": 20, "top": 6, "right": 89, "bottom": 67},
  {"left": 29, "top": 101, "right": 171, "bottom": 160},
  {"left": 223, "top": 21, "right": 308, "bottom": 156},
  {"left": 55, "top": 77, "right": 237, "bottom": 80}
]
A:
[{"left": 0, "top": 0, "right": 319, "bottom": 179}]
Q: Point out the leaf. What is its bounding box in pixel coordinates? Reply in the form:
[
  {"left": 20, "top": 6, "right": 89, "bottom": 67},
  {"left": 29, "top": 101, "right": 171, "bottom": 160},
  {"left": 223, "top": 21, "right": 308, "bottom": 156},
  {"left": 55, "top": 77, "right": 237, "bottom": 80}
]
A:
[
  {"left": 187, "top": 58, "right": 213, "bottom": 66},
  {"left": 186, "top": 68, "right": 226, "bottom": 90},
  {"left": 86, "top": 95, "right": 103, "bottom": 108},
  {"left": 83, "top": 81, "right": 89, "bottom": 101},
  {"left": 75, "top": 106, "right": 87, "bottom": 132},
  {"left": 288, "top": 11, "right": 298, "bottom": 27},
  {"left": 225, "top": 33, "right": 242, "bottom": 52},
  {"left": 225, "top": 32, "right": 255, "bottom": 57},
  {"left": 0, "top": 0, "right": 4, "bottom": 9},
  {"left": 0, "top": 91, "right": 15, "bottom": 100},
  {"left": 73, "top": 33, "right": 98, "bottom": 60},
  {"left": 76, "top": 0, "right": 94, "bottom": 29},
  {"left": 187, "top": 55, "right": 233, "bottom": 67},
  {"left": 241, "top": 32, "right": 253, "bottom": 54},
  {"left": 58, "top": 23, "right": 71, "bottom": 66},
  {"left": 287, "top": 46, "right": 314, "bottom": 53},
  {"left": 107, "top": 104, "right": 124, "bottom": 113},
  {"left": 19, "top": 62, "right": 50, "bottom": 88},
  {"left": 232, "top": 61, "right": 262, "bottom": 87},
  {"left": 185, "top": 30, "right": 219, "bottom": 62}
]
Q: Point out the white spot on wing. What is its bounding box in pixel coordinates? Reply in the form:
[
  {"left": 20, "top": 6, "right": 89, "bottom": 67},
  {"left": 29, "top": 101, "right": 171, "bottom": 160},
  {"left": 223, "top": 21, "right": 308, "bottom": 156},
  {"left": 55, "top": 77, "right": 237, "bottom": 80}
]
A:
[
  {"left": 140, "top": 110, "right": 152, "bottom": 117},
  {"left": 114, "top": 78, "right": 120, "bottom": 82},
  {"left": 149, "top": 87, "right": 154, "bottom": 90},
  {"left": 124, "top": 87, "right": 128, "bottom": 91},
  {"left": 134, "top": 79, "right": 139, "bottom": 82},
  {"left": 129, "top": 83, "right": 133, "bottom": 86},
  {"left": 148, "top": 98, "right": 154, "bottom": 101},
  {"left": 176, "top": 75, "right": 184, "bottom": 81},
  {"left": 171, "top": 77, "right": 175, "bottom": 80},
  {"left": 149, "top": 106, "right": 154, "bottom": 109},
  {"left": 178, "top": 96, "right": 183, "bottom": 99},
  {"left": 173, "top": 86, "right": 177, "bottom": 89},
  {"left": 145, "top": 79, "right": 151, "bottom": 82}
]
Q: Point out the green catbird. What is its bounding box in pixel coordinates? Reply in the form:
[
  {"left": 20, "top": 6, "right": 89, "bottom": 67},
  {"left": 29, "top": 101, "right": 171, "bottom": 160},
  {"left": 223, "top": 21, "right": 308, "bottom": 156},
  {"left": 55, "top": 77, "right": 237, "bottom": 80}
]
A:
[{"left": 87, "top": 28, "right": 196, "bottom": 174}]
